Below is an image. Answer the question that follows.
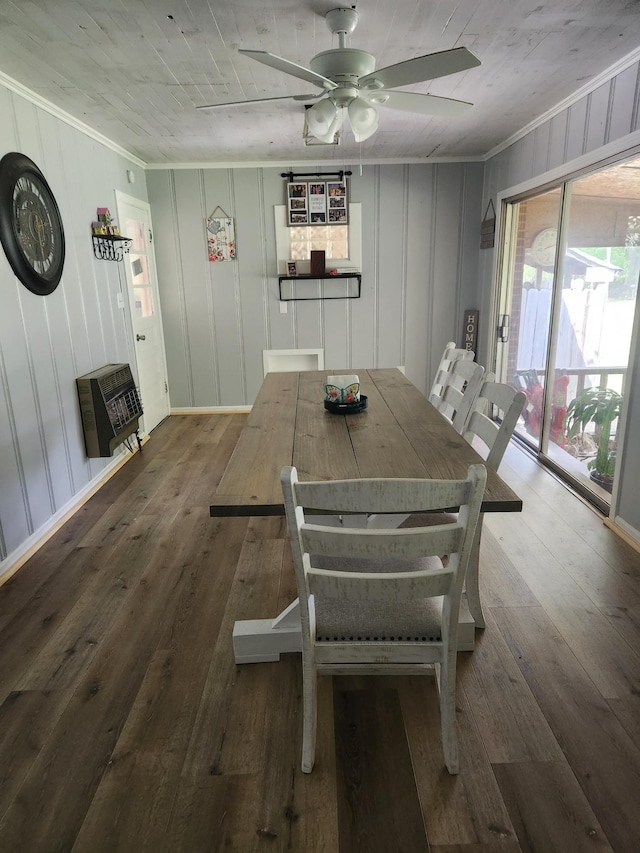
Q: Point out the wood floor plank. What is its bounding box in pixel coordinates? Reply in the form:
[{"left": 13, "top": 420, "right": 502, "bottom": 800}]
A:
[
  {"left": 486, "top": 514, "right": 640, "bottom": 700},
  {"left": 0, "top": 512, "right": 206, "bottom": 851},
  {"left": 292, "top": 673, "right": 339, "bottom": 853},
  {"left": 498, "top": 446, "right": 640, "bottom": 603},
  {"left": 0, "top": 689, "right": 74, "bottom": 821},
  {"left": 458, "top": 608, "right": 564, "bottom": 764},
  {"left": 398, "top": 676, "right": 516, "bottom": 848},
  {"left": 430, "top": 845, "right": 521, "bottom": 852},
  {"left": 607, "top": 697, "right": 640, "bottom": 752},
  {"left": 162, "top": 774, "right": 261, "bottom": 853},
  {"left": 180, "top": 533, "right": 286, "bottom": 778},
  {"left": 70, "top": 514, "right": 249, "bottom": 852},
  {"left": 493, "top": 605, "right": 640, "bottom": 853},
  {"left": 180, "top": 415, "right": 247, "bottom": 506},
  {"left": 479, "top": 527, "right": 540, "bottom": 611},
  {"left": 599, "top": 600, "right": 640, "bottom": 653},
  {"left": 12, "top": 512, "right": 170, "bottom": 693},
  {"left": 0, "top": 533, "right": 151, "bottom": 704},
  {"left": 333, "top": 681, "right": 429, "bottom": 853},
  {"left": 493, "top": 761, "right": 613, "bottom": 852}
]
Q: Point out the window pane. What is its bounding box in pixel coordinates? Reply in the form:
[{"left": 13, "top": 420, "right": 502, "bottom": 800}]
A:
[
  {"left": 124, "top": 218, "right": 146, "bottom": 253},
  {"left": 289, "top": 224, "right": 349, "bottom": 260},
  {"left": 133, "top": 285, "right": 154, "bottom": 318}
]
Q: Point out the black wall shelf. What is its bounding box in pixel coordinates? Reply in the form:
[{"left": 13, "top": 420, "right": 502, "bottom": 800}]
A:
[
  {"left": 92, "top": 234, "right": 133, "bottom": 262},
  {"left": 278, "top": 272, "right": 361, "bottom": 301}
]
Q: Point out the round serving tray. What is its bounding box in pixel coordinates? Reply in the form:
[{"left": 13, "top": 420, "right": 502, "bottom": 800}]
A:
[{"left": 324, "top": 395, "right": 368, "bottom": 415}]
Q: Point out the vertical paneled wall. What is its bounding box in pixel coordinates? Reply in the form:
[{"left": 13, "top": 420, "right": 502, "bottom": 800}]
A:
[
  {"left": 0, "top": 82, "right": 147, "bottom": 570},
  {"left": 147, "top": 161, "right": 484, "bottom": 407},
  {"left": 479, "top": 58, "right": 640, "bottom": 534}
]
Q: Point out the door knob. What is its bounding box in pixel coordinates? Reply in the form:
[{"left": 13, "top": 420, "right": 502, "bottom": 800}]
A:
[{"left": 136, "top": 334, "right": 146, "bottom": 341}]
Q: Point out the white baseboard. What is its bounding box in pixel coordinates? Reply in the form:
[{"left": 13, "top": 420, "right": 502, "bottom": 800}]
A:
[
  {"left": 605, "top": 516, "right": 640, "bottom": 553},
  {"left": 171, "top": 406, "right": 252, "bottom": 414}
]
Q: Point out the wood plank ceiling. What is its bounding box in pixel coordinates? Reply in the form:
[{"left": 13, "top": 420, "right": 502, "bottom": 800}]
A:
[{"left": 0, "top": 0, "right": 638, "bottom": 165}]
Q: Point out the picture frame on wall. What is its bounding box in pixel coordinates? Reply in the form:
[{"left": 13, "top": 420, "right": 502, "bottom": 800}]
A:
[
  {"left": 327, "top": 180, "right": 348, "bottom": 223},
  {"left": 286, "top": 179, "right": 348, "bottom": 226},
  {"left": 308, "top": 182, "right": 327, "bottom": 224},
  {"left": 287, "top": 182, "right": 308, "bottom": 226}
]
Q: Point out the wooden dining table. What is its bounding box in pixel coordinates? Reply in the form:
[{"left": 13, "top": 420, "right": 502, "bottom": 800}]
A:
[{"left": 210, "top": 367, "right": 522, "bottom": 663}]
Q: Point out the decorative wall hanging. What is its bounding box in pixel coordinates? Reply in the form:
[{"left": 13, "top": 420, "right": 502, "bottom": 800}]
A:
[
  {"left": 463, "top": 309, "right": 479, "bottom": 354},
  {"left": 480, "top": 199, "right": 496, "bottom": 249},
  {"left": 206, "top": 206, "right": 236, "bottom": 261},
  {"left": 91, "top": 206, "right": 132, "bottom": 261},
  {"left": 283, "top": 171, "right": 350, "bottom": 226}
]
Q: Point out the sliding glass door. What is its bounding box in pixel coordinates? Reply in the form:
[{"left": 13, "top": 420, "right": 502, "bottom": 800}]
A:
[
  {"left": 496, "top": 187, "right": 563, "bottom": 454},
  {"left": 497, "top": 154, "right": 640, "bottom": 511}
]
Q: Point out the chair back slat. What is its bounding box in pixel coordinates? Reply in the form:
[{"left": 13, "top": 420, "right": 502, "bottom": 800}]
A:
[
  {"left": 294, "top": 477, "right": 472, "bottom": 515},
  {"left": 463, "top": 377, "right": 526, "bottom": 469},
  {"left": 300, "top": 522, "right": 464, "bottom": 562},
  {"left": 429, "top": 359, "right": 485, "bottom": 433},
  {"left": 306, "top": 565, "right": 453, "bottom": 601}
]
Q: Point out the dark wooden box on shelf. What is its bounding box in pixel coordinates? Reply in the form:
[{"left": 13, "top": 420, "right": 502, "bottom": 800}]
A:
[{"left": 310, "top": 250, "right": 325, "bottom": 276}]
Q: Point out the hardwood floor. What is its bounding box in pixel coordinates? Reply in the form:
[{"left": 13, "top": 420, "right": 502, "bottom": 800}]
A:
[{"left": 0, "top": 414, "right": 639, "bottom": 852}]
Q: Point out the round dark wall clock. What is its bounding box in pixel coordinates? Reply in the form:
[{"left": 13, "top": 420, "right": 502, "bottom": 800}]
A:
[{"left": 0, "top": 152, "right": 65, "bottom": 295}]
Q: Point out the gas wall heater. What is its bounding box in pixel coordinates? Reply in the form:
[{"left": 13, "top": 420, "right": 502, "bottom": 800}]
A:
[{"left": 76, "top": 363, "right": 143, "bottom": 457}]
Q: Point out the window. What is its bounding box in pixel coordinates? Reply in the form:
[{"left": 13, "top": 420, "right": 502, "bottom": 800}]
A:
[
  {"left": 289, "top": 224, "right": 349, "bottom": 261},
  {"left": 275, "top": 204, "right": 361, "bottom": 275}
]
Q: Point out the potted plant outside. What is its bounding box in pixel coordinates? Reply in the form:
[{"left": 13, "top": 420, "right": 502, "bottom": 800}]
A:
[{"left": 564, "top": 387, "right": 623, "bottom": 492}]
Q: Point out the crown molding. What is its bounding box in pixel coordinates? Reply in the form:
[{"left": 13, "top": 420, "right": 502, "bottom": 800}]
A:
[
  {"left": 483, "top": 45, "right": 640, "bottom": 162},
  {"left": 0, "top": 70, "right": 146, "bottom": 168},
  {"left": 144, "top": 155, "right": 484, "bottom": 170}
]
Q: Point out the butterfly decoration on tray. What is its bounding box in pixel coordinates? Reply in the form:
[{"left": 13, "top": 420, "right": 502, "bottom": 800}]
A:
[{"left": 324, "top": 381, "right": 360, "bottom": 404}]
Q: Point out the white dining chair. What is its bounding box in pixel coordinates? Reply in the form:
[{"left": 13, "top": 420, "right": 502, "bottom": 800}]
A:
[
  {"left": 428, "top": 341, "right": 474, "bottom": 400},
  {"left": 462, "top": 375, "right": 527, "bottom": 469},
  {"left": 281, "top": 463, "right": 486, "bottom": 775},
  {"left": 458, "top": 376, "right": 526, "bottom": 627},
  {"left": 262, "top": 348, "right": 324, "bottom": 375},
  {"left": 429, "top": 358, "right": 485, "bottom": 433}
]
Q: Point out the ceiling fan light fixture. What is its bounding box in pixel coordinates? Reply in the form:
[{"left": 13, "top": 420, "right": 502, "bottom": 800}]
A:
[
  {"left": 305, "top": 99, "right": 344, "bottom": 142},
  {"left": 347, "top": 98, "right": 379, "bottom": 142}
]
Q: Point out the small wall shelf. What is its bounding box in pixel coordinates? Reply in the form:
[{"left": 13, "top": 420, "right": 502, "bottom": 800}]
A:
[
  {"left": 92, "top": 234, "right": 133, "bottom": 262},
  {"left": 278, "top": 273, "right": 361, "bottom": 301}
]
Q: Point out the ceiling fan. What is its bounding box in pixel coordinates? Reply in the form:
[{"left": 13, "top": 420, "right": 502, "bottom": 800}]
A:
[{"left": 198, "top": 7, "right": 481, "bottom": 143}]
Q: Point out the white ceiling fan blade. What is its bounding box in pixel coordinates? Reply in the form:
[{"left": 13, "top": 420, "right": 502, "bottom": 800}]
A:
[
  {"left": 360, "top": 46, "right": 480, "bottom": 90},
  {"left": 239, "top": 50, "right": 337, "bottom": 90},
  {"left": 373, "top": 90, "right": 473, "bottom": 118},
  {"left": 197, "top": 94, "right": 320, "bottom": 111}
]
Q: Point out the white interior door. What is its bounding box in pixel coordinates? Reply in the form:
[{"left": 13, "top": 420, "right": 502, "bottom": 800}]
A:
[{"left": 116, "top": 192, "right": 169, "bottom": 434}]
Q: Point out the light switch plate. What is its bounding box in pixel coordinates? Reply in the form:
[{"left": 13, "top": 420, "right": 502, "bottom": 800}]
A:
[
  {"left": 117, "top": 292, "right": 125, "bottom": 309},
  {"left": 280, "top": 301, "right": 288, "bottom": 314}
]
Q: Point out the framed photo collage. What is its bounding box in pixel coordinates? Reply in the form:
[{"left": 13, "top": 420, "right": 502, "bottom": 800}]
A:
[{"left": 286, "top": 179, "right": 348, "bottom": 226}]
